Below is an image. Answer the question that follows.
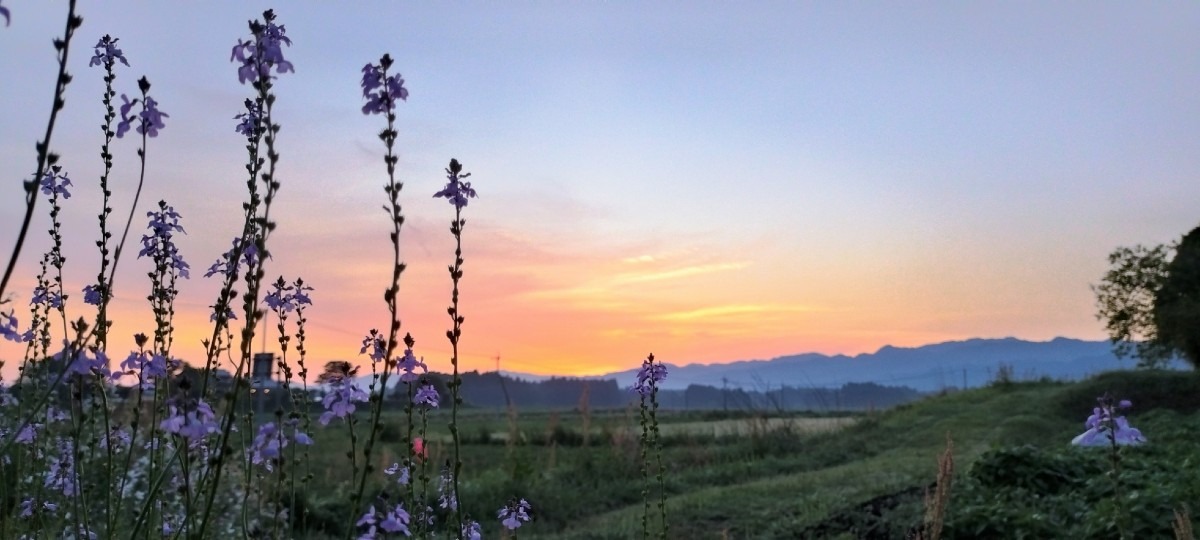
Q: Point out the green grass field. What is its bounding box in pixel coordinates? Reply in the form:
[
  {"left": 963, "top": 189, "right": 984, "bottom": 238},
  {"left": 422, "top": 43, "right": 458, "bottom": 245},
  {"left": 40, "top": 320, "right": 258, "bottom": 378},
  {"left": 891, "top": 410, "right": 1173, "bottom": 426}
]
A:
[{"left": 292, "top": 370, "right": 1200, "bottom": 539}]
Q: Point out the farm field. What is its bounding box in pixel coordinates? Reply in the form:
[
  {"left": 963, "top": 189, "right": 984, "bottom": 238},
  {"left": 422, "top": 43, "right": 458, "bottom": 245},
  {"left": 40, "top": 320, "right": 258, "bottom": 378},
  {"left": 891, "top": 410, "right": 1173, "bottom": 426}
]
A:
[{"left": 291, "top": 369, "right": 1200, "bottom": 539}]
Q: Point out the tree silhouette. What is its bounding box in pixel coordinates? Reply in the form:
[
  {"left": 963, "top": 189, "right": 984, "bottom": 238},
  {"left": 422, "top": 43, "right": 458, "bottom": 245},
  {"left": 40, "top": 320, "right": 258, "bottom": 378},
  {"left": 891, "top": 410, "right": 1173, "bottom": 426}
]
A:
[{"left": 1153, "top": 225, "right": 1200, "bottom": 368}]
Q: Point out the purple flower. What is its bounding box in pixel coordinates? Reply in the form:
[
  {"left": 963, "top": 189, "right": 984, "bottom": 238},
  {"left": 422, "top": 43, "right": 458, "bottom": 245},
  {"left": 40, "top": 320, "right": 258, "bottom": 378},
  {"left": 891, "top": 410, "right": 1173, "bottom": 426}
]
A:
[
  {"left": 160, "top": 400, "right": 218, "bottom": 441},
  {"left": 234, "top": 99, "right": 264, "bottom": 137},
  {"left": 116, "top": 94, "right": 137, "bottom": 138},
  {"left": 360, "top": 59, "right": 408, "bottom": 115},
  {"left": 209, "top": 304, "right": 237, "bottom": 322},
  {"left": 138, "top": 201, "right": 189, "bottom": 278},
  {"left": 82, "top": 284, "right": 102, "bottom": 305},
  {"left": 205, "top": 236, "right": 260, "bottom": 279},
  {"left": 632, "top": 354, "right": 667, "bottom": 396},
  {"left": 385, "top": 462, "right": 411, "bottom": 486},
  {"left": 89, "top": 35, "right": 130, "bottom": 67},
  {"left": 66, "top": 348, "right": 110, "bottom": 378},
  {"left": 438, "top": 468, "right": 458, "bottom": 510},
  {"left": 432, "top": 159, "right": 477, "bottom": 209},
  {"left": 44, "top": 442, "right": 78, "bottom": 496},
  {"left": 397, "top": 348, "right": 426, "bottom": 383},
  {"left": 414, "top": 384, "right": 439, "bottom": 408},
  {"left": 498, "top": 498, "right": 532, "bottom": 530},
  {"left": 231, "top": 10, "right": 293, "bottom": 85},
  {"left": 379, "top": 505, "right": 411, "bottom": 535},
  {"left": 100, "top": 427, "right": 131, "bottom": 451},
  {"left": 0, "top": 1, "right": 9, "bottom": 27},
  {"left": 0, "top": 311, "right": 28, "bottom": 343},
  {"left": 40, "top": 166, "right": 73, "bottom": 199},
  {"left": 18, "top": 499, "right": 56, "bottom": 519},
  {"left": 249, "top": 422, "right": 283, "bottom": 467},
  {"left": 15, "top": 423, "right": 39, "bottom": 444},
  {"left": 265, "top": 277, "right": 314, "bottom": 313},
  {"left": 463, "top": 520, "right": 482, "bottom": 540},
  {"left": 249, "top": 421, "right": 313, "bottom": 469},
  {"left": 319, "top": 380, "right": 368, "bottom": 425},
  {"left": 116, "top": 90, "right": 168, "bottom": 139},
  {"left": 137, "top": 96, "right": 168, "bottom": 137},
  {"left": 31, "top": 286, "right": 63, "bottom": 309},
  {"left": 360, "top": 333, "right": 386, "bottom": 363},
  {"left": 1071, "top": 395, "right": 1146, "bottom": 447}
]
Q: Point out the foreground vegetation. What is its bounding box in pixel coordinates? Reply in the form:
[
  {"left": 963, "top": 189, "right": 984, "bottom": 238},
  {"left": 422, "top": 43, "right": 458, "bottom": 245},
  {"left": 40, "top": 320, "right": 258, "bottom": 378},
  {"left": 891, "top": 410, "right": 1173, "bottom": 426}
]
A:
[{"left": 293, "top": 369, "right": 1199, "bottom": 538}]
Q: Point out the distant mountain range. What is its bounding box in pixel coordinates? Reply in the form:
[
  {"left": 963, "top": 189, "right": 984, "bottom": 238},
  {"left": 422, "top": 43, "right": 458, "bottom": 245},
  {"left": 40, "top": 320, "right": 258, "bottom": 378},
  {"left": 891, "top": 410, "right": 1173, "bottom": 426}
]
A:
[{"left": 505, "top": 337, "right": 1161, "bottom": 393}]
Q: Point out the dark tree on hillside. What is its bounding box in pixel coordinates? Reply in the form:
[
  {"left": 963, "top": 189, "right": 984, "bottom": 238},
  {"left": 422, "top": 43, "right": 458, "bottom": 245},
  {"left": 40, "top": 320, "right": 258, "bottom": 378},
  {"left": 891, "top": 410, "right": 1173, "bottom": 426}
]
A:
[
  {"left": 1153, "top": 226, "right": 1200, "bottom": 369},
  {"left": 1094, "top": 243, "right": 1175, "bottom": 368}
]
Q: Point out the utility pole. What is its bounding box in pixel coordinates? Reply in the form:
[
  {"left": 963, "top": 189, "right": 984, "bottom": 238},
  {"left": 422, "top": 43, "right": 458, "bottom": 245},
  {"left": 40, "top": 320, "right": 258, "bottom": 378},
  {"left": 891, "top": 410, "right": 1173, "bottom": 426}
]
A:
[{"left": 722, "top": 377, "right": 729, "bottom": 412}]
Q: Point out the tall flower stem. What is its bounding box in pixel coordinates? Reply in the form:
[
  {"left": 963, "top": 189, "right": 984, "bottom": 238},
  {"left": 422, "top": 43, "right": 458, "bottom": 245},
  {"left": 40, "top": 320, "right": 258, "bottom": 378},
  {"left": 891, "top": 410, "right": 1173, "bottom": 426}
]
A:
[
  {"left": 434, "top": 157, "right": 475, "bottom": 538},
  {"left": 447, "top": 201, "right": 466, "bottom": 537},
  {"left": 348, "top": 53, "right": 407, "bottom": 539},
  {"left": 197, "top": 12, "right": 290, "bottom": 537},
  {"left": 0, "top": 0, "right": 82, "bottom": 302},
  {"left": 105, "top": 77, "right": 154, "bottom": 297}
]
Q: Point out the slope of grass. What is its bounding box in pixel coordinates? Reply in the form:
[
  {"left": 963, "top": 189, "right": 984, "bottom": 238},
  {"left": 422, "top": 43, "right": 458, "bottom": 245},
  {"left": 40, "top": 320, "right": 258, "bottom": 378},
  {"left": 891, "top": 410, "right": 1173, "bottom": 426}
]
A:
[{"left": 539, "top": 370, "right": 1200, "bottom": 539}]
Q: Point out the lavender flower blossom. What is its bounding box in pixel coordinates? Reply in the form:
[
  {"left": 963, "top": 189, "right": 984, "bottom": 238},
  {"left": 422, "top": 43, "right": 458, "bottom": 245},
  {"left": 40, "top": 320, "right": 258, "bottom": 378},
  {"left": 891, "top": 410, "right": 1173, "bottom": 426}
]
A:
[
  {"left": 137, "top": 96, "right": 168, "bottom": 137},
  {"left": 89, "top": 35, "right": 129, "bottom": 67},
  {"left": 117, "top": 350, "right": 170, "bottom": 389},
  {"left": 65, "top": 348, "right": 110, "bottom": 378},
  {"left": 39, "top": 167, "right": 72, "bottom": 199},
  {"left": 432, "top": 159, "right": 477, "bottom": 209},
  {"left": 15, "top": 423, "right": 39, "bottom": 444},
  {"left": 234, "top": 99, "right": 264, "bottom": 137},
  {"left": 498, "top": 498, "right": 532, "bottom": 530},
  {"left": 19, "top": 499, "right": 57, "bottom": 518},
  {"left": 160, "top": 400, "right": 218, "bottom": 441},
  {"left": 359, "top": 332, "right": 386, "bottom": 362},
  {"left": 116, "top": 94, "right": 137, "bottom": 138},
  {"left": 115, "top": 90, "right": 169, "bottom": 138},
  {"left": 44, "top": 442, "right": 78, "bottom": 496},
  {"left": 319, "top": 379, "right": 368, "bottom": 425},
  {"left": 360, "top": 59, "right": 408, "bottom": 115},
  {"left": 378, "top": 505, "right": 411, "bottom": 535},
  {"left": 209, "top": 304, "right": 237, "bottom": 322},
  {"left": 438, "top": 468, "right": 458, "bottom": 511},
  {"left": 264, "top": 277, "right": 313, "bottom": 313},
  {"left": 231, "top": 10, "right": 293, "bottom": 84},
  {"left": 414, "top": 384, "right": 439, "bottom": 408},
  {"left": 462, "top": 520, "right": 482, "bottom": 540},
  {"left": 82, "top": 284, "right": 102, "bottom": 305},
  {"left": 204, "top": 236, "right": 260, "bottom": 279},
  {"left": 0, "top": 311, "right": 28, "bottom": 343},
  {"left": 138, "top": 202, "right": 189, "bottom": 278},
  {"left": 633, "top": 354, "right": 667, "bottom": 396},
  {"left": 1071, "top": 396, "right": 1146, "bottom": 447},
  {"left": 249, "top": 421, "right": 313, "bottom": 469},
  {"left": 384, "top": 461, "right": 411, "bottom": 486},
  {"left": 397, "top": 348, "right": 427, "bottom": 383},
  {"left": 30, "top": 286, "right": 63, "bottom": 309}
]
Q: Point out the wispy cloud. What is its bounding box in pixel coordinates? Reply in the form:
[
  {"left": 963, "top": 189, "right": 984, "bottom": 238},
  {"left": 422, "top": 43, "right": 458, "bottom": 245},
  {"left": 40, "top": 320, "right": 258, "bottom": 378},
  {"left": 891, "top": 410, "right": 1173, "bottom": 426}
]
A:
[
  {"left": 652, "top": 303, "right": 821, "bottom": 322},
  {"left": 615, "top": 261, "right": 749, "bottom": 284}
]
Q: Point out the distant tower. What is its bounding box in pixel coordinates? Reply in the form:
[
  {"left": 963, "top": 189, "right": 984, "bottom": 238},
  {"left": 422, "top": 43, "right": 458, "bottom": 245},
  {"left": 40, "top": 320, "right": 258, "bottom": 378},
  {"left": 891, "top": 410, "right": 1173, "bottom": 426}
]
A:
[
  {"left": 252, "top": 352, "right": 274, "bottom": 382},
  {"left": 250, "top": 352, "right": 275, "bottom": 414}
]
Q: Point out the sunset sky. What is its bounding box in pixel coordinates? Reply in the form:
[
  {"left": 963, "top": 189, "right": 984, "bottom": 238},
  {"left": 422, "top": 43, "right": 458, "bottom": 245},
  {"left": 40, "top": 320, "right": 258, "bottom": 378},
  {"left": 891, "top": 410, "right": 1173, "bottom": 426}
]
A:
[{"left": 2, "top": 2, "right": 1199, "bottom": 380}]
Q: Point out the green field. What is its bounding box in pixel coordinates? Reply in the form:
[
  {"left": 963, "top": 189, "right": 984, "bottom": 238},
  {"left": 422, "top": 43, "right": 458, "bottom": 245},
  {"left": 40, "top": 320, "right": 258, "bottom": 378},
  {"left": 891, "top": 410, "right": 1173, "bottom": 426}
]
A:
[{"left": 293, "top": 370, "right": 1200, "bottom": 539}]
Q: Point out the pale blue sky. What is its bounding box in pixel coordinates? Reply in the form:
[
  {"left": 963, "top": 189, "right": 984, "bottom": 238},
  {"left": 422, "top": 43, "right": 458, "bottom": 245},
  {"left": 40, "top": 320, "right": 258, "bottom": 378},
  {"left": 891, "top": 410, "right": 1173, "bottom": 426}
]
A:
[{"left": 2, "top": 2, "right": 1199, "bottom": 375}]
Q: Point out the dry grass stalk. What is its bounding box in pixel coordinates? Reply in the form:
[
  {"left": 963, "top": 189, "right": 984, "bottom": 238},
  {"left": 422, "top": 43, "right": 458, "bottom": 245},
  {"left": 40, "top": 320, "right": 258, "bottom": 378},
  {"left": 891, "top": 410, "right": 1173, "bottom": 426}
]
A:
[
  {"left": 1175, "top": 504, "right": 1195, "bottom": 540},
  {"left": 918, "top": 433, "right": 955, "bottom": 540},
  {"left": 579, "top": 382, "right": 592, "bottom": 447}
]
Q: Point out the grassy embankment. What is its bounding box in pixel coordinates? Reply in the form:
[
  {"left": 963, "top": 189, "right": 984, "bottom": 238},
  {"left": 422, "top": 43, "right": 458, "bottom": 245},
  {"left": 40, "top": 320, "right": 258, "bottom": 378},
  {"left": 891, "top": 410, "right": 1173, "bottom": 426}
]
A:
[{"left": 294, "top": 369, "right": 1200, "bottom": 539}]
